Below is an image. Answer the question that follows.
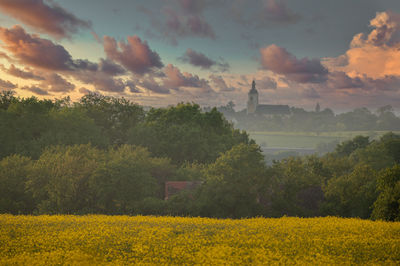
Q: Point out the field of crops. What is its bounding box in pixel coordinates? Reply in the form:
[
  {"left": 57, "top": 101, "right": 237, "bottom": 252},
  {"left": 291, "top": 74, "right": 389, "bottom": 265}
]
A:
[{"left": 1, "top": 215, "right": 399, "bottom": 264}]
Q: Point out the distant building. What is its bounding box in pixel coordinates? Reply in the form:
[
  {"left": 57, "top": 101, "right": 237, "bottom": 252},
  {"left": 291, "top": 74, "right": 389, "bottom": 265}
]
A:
[
  {"left": 247, "top": 80, "right": 290, "bottom": 116},
  {"left": 164, "top": 181, "right": 202, "bottom": 200}
]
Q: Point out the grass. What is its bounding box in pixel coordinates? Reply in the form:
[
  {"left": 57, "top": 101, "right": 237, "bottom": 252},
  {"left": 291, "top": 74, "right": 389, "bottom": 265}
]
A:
[
  {"left": 248, "top": 131, "right": 400, "bottom": 149},
  {"left": 1, "top": 215, "right": 400, "bottom": 264}
]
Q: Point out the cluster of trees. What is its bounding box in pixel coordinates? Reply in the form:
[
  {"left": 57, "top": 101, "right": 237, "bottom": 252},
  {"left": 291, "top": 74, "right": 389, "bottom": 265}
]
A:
[
  {"left": 1, "top": 91, "right": 399, "bottom": 221},
  {"left": 219, "top": 103, "right": 400, "bottom": 132},
  {"left": 0, "top": 91, "right": 249, "bottom": 163}
]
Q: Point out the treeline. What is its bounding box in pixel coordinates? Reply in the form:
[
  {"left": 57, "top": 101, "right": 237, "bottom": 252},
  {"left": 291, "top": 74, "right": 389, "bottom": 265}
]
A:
[
  {"left": 0, "top": 91, "right": 399, "bottom": 221},
  {"left": 219, "top": 104, "right": 400, "bottom": 132},
  {"left": 0, "top": 91, "right": 249, "bottom": 163}
]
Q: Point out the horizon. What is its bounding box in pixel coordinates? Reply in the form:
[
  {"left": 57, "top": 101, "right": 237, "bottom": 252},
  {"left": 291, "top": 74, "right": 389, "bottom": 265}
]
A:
[{"left": 0, "top": 0, "right": 400, "bottom": 112}]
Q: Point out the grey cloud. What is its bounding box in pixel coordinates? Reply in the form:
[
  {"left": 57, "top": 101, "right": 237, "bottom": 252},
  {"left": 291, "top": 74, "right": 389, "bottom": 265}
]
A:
[
  {"left": 209, "top": 74, "right": 235, "bottom": 91},
  {"left": 21, "top": 85, "right": 48, "bottom": 95},
  {"left": 0, "top": 78, "right": 17, "bottom": 89},
  {"left": 179, "top": 48, "right": 230, "bottom": 71}
]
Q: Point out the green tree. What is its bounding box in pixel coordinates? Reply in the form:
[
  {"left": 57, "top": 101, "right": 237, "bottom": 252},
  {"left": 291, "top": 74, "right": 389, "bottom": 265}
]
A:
[
  {"left": 335, "top": 135, "right": 370, "bottom": 156},
  {"left": 27, "top": 144, "right": 103, "bottom": 214},
  {"left": 0, "top": 97, "right": 56, "bottom": 159},
  {"left": 90, "top": 145, "right": 165, "bottom": 214},
  {"left": 198, "top": 143, "right": 267, "bottom": 218},
  {"left": 270, "top": 156, "right": 326, "bottom": 217},
  {"left": 39, "top": 107, "right": 107, "bottom": 148},
  {"left": 78, "top": 93, "right": 144, "bottom": 145},
  {"left": 129, "top": 103, "right": 251, "bottom": 165},
  {"left": 371, "top": 164, "right": 400, "bottom": 221},
  {"left": 323, "top": 164, "right": 378, "bottom": 218},
  {"left": 0, "top": 90, "right": 17, "bottom": 110},
  {"left": 0, "top": 155, "right": 34, "bottom": 214}
]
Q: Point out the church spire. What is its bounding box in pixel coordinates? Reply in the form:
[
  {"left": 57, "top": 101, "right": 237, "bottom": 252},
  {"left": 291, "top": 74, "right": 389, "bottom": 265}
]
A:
[
  {"left": 247, "top": 80, "right": 258, "bottom": 114},
  {"left": 249, "top": 79, "right": 258, "bottom": 94}
]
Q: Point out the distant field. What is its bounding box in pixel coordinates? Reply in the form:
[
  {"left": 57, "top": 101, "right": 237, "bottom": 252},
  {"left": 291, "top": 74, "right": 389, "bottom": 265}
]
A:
[
  {"left": 1, "top": 215, "right": 399, "bottom": 264},
  {"left": 249, "top": 131, "right": 400, "bottom": 149}
]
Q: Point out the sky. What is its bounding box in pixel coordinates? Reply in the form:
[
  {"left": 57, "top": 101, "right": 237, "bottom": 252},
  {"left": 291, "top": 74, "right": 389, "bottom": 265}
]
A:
[{"left": 1, "top": 0, "right": 400, "bottom": 112}]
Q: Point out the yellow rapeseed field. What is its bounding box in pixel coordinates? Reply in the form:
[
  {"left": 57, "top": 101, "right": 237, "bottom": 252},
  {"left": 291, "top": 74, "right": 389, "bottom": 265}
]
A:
[{"left": 1, "top": 215, "right": 399, "bottom": 265}]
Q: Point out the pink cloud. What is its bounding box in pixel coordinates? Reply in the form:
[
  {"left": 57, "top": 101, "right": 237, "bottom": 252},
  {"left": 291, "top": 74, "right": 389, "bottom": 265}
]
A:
[
  {"left": 41, "top": 73, "right": 75, "bottom": 93},
  {"left": 103, "top": 35, "right": 163, "bottom": 75},
  {"left": 163, "top": 64, "right": 210, "bottom": 90},
  {"left": 0, "top": 0, "right": 90, "bottom": 38},
  {"left": 138, "top": 76, "right": 170, "bottom": 94},
  {"left": 73, "top": 69, "right": 135, "bottom": 93},
  {"left": 0, "top": 25, "right": 74, "bottom": 70},
  {"left": 260, "top": 44, "right": 328, "bottom": 83},
  {"left": 209, "top": 74, "right": 236, "bottom": 92},
  {"left": 0, "top": 64, "right": 44, "bottom": 80}
]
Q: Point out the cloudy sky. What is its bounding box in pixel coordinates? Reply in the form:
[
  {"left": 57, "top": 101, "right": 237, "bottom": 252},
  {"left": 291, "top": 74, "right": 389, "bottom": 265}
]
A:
[{"left": 1, "top": 0, "right": 400, "bottom": 111}]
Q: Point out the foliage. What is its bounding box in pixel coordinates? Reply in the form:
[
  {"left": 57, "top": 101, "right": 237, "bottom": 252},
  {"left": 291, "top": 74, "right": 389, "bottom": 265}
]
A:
[
  {"left": 197, "top": 143, "right": 267, "bottom": 218},
  {"left": 91, "top": 145, "right": 161, "bottom": 214},
  {"left": 0, "top": 155, "right": 33, "bottom": 214},
  {"left": 270, "top": 156, "right": 326, "bottom": 217},
  {"left": 129, "top": 103, "right": 252, "bottom": 164},
  {"left": 372, "top": 164, "right": 400, "bottom": 221},
  {"left": 323, "top": 164, "right": 378, "bottom": 218},
  {"left": 0, "top": 93, "right": 400, "bottom": 221},
  {"left": 78, "top": 93, "right": 144, "bottom": 145},
  {"left": 335, "top": 135, "right": 370, "bottom": 156},
  {"left": 27, "top": 144, "right": 104, "bottom": 214}
]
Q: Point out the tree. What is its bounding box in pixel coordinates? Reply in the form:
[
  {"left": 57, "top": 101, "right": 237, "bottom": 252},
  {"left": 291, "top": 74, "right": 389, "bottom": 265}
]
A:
[
  {"left": 315, "top": 102, "right": 320, "bottom": 112},
  {"left": 336, "top": 108, "right": 377, "bottom": 130},
  {"left": 0, "top": 90, "right": 16, "bottom": 110},
  {"left": 78, "top": 93, "right": 144, "bottom": 145},
  {"left": 37, "top": 107, "right": 107, "bottom": 148},
  {"left": 371, "top": 164, "right": 400, "bottom": 221},
  {"left": 27, "top": 144, "right": 103, "bottom": 214},
  {"left": 0, "top": 96, "right": 56, "bottom": 159},
  {"left": 323, "top": 164, "right": 378, "bottom": 218},
  {"left": 270, "top": 156, "right": 326, "bottom": 217},
  {"left": 197, "top": 143, "right": 267, "bottom": 218},
  {"left": 129, "top": 103, "right": 252, "bottom": 165},
  {"left": 0, "top": 155, "right": 34, "bottom": 214},
  {"left": 335, "top": 135, "right": 370, "bottom": 156},
  {"left": 376, "top": 106, "right": 400, "bottom": 130},
  {"left": 90, "top": 145, "right": 170, "bottom": 214}
]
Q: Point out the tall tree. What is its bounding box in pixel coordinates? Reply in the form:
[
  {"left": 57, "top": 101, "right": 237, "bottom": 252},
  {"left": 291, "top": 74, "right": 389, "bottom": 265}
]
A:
[{"left": 372, "top": 164, "right": 400, "bottom": 221}]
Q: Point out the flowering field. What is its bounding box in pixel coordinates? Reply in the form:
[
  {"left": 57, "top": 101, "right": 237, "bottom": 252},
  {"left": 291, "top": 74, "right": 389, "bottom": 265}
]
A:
[{"left": 1, "top": 215, "right": 399, "bottom": 265}]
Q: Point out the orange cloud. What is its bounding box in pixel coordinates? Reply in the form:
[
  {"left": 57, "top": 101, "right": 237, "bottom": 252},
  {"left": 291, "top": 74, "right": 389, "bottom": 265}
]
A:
[{"left": 325, "top": 11, "right": 400, "bottom": 79}]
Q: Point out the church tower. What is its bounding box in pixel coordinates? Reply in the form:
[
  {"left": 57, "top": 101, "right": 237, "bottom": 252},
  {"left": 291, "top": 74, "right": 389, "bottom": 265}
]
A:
[{"left": 247, "top": 80, "right": 258, "bottom": 114}]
